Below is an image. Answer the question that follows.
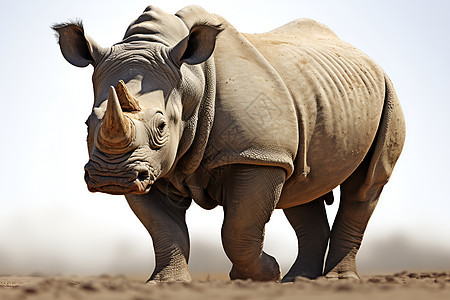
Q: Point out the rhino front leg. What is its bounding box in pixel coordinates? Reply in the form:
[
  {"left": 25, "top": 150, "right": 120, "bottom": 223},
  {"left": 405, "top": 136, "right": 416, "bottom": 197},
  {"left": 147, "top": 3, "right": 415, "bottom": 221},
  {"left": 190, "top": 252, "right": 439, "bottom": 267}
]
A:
[
  {"left": 282, "top": 195, "right": 330, "bottom": 282},
  {"left": 218, "top": 165, "right": 286, "bottom": 282},
  {"left": 126, "top": 188, "right": 192, "bottom": 283}
]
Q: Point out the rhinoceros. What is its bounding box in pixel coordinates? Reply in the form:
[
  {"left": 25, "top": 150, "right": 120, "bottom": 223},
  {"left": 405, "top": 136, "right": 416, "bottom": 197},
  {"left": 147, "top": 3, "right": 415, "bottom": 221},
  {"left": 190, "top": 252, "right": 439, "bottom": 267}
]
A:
[{"left": 53, "top": 5, "right": 405, "bottom": 282}]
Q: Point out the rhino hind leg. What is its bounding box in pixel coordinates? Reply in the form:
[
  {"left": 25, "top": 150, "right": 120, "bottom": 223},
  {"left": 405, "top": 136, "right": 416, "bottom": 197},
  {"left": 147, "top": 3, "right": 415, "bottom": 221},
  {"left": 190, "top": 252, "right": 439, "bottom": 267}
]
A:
[
  {"left": 324, "top": 81, "right": 405, "bottom": 280},
  {"left": 324, "top": 135, "right": 396, "bottom": 279},
  {"left": 281, "top": 195, "right": 331, "bottom": 282},
  {"left": 324, "top": 182, "right": 383, "bottom": 280}
]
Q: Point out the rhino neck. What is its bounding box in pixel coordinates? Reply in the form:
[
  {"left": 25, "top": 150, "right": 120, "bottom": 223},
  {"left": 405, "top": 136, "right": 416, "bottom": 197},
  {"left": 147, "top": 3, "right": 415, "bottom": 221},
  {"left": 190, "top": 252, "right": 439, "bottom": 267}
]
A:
[{"left": 163, "top": 58, "right": 217, "bottom": 194}]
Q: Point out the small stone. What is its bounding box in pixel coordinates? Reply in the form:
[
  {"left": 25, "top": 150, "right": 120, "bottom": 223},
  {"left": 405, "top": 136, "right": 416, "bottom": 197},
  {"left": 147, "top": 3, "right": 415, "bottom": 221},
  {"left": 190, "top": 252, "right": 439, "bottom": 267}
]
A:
[
  {"left": 81, "top": 282, "right": 98, "bottom": 292},
  {"left": 393, "top": 271, "right": 408, "bottom": 277},
  {"left": 385, "top": 276, "right": 396, "bottom": 283},
  {"left": 367, "top": 277, "right": 382, "bottom": 283},
  {"left": 22, "top": 287, "right": 38, "bottom": 294}
]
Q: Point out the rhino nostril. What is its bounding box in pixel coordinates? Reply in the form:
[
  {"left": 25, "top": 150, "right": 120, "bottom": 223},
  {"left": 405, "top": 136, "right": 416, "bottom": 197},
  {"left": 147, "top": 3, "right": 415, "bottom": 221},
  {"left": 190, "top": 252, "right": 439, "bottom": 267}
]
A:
[{"left": 137, "top": 170, "right": 149, "bottom": 182}]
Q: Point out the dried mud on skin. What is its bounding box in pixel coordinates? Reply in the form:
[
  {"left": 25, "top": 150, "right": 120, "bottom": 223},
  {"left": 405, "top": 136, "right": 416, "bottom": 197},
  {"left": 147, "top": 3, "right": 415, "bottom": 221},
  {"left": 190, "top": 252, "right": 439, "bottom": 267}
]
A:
[{"left": 1, "top": 272, "right": 449, "bottom": 300}]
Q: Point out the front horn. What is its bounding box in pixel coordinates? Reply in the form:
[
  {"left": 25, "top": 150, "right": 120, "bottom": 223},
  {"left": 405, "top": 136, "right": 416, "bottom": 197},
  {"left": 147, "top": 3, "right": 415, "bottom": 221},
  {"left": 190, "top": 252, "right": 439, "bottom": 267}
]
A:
[{"left": 97, "top": 86, "right": 135, "bottom": 152}]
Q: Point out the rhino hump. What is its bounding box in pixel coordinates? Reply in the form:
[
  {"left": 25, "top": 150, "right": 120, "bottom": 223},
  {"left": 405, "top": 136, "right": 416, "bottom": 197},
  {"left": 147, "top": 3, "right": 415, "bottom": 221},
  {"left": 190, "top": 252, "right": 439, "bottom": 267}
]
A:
[
  {"left": 122, "top": 5, "right": 188, "bottom": 46},
  {"left": 269, "top": 18, "right": 339, "bottom": 40}
]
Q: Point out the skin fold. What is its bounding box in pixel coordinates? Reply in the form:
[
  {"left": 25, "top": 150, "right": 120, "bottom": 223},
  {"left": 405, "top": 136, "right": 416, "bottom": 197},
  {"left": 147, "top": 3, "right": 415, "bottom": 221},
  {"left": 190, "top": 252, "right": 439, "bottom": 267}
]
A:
[{"left": 53, "top": 5, "right": 405, "bottom": 282}]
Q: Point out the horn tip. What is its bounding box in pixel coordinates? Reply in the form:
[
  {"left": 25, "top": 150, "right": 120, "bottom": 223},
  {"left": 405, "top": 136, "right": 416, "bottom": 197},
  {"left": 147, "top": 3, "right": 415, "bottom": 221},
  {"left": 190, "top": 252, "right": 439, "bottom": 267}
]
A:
[
  {"left": 108, "top": 85, "right": 116, "bottom": 95},
  {"left": 116, "top": 80, "right": 125, "bottom": 89}
]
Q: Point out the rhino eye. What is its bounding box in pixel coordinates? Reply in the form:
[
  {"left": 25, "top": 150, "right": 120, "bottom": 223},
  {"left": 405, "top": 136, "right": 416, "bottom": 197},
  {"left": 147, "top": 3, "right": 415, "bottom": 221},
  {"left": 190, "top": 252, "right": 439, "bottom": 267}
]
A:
[
  {"left": 157, "top": 121, "right": 166, "bottom": 132},
  {"left": 149, "top": 114, "right": 168, "bottom": 149}
]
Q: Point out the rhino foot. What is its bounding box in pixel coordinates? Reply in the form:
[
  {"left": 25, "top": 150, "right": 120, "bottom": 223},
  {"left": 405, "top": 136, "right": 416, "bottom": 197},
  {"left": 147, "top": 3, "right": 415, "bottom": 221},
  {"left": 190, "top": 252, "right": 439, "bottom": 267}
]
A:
[
  {"left": 147, "top": 271, "right": 192, "bottom": 284},
  {"left": 324, "top": 248, "right": 361, "bottom": 281},
  {"left": 325, "top": 270, "right": 360, "bottom": 281},
  {"left": 229, "top": 252, "right": 281, "bottom": 282}
]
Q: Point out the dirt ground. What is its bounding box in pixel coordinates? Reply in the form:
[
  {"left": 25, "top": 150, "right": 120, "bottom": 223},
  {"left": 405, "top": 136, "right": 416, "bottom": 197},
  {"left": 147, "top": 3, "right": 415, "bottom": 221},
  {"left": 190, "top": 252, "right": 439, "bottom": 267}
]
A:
[{"left": 1, "top": 271, "right": 449, "bottom": 300}]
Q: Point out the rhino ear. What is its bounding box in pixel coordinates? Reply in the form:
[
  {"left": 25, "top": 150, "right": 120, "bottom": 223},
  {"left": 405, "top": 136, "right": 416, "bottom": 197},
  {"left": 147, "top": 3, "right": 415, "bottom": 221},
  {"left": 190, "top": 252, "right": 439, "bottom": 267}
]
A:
[
  {"left": 52, "top": 21, "right": 105, "bottom": 68},
  {"left": 170, "top": 23, "right": 222, "bottom": 67}
]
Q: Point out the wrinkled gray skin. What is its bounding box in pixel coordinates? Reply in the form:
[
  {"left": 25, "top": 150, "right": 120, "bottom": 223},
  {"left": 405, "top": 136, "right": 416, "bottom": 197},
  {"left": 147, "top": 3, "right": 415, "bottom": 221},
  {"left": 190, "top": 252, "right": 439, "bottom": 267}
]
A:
[{"left": 53, "top": 5, "right": 405, "bottom": 283}]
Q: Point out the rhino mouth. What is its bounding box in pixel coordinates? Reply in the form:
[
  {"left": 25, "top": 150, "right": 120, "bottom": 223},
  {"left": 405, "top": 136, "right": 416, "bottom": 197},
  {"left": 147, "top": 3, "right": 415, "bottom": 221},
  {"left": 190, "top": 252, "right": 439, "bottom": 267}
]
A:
[{"left": 84, "top": 164, "right": 157, "bottom": 195}]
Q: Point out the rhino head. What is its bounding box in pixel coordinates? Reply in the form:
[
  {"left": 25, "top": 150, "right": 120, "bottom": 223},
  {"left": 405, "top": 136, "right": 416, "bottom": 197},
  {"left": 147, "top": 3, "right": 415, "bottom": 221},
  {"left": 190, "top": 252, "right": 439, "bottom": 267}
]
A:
[{"left": 53, "top": 9, "right": 221, "bottom": 195}]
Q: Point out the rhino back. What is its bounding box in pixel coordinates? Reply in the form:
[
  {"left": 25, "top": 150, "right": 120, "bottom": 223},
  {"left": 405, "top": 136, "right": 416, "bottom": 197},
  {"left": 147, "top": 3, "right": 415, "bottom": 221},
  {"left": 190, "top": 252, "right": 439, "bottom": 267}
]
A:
[{"left": 243, "top": 19, "right": 386, "bottom": 206}]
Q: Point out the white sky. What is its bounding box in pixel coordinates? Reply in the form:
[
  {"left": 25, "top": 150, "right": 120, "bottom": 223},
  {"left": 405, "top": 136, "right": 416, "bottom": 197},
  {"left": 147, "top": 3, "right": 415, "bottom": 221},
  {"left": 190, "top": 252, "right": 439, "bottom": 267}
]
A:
[{"left": 0, "top": 0, "right": 449, "bottom": 275}]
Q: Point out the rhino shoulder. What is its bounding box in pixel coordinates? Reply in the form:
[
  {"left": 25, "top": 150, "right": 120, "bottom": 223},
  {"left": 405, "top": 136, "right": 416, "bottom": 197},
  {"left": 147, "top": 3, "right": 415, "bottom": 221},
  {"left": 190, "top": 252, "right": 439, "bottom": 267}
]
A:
[{"left": 269, "top": 18, "right": 339, "bottom": 40}]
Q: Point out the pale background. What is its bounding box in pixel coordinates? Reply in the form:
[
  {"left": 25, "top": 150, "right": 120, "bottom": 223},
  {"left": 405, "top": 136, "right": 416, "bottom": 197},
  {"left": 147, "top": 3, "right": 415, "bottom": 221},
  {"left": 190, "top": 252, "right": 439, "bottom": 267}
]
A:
[{"left": 0, "top": 0, "right": 449, "bottom": 276}]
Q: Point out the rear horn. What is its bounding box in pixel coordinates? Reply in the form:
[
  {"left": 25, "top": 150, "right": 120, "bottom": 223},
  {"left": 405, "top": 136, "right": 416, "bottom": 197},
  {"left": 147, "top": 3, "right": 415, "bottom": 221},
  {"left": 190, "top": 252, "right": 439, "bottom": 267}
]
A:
[{"left": 115, "top": 80, "right": 141, "bottom": 112}]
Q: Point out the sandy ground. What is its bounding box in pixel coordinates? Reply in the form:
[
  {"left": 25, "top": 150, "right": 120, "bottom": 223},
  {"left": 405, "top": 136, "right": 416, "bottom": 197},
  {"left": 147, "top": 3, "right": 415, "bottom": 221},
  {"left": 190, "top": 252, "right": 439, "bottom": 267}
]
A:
[{"left": 1, "top": 271, "right": 449, "bottom": 300}]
